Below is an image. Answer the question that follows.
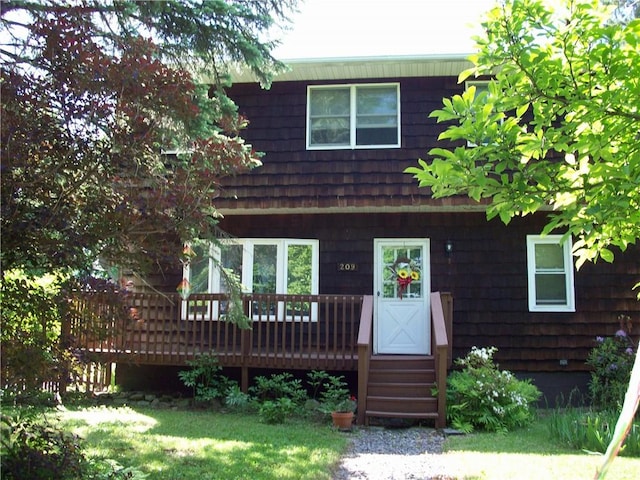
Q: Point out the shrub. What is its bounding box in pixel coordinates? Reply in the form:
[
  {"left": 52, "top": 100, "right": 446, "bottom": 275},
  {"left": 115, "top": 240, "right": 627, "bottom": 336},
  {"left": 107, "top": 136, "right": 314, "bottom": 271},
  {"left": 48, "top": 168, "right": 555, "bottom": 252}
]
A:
[
  {"left": 586, "top": 316, "right": 636, "bottom": 410},
  {"left": 258, "top": 398, "right": 295, "bottom": 424},
  {"left": 178, "top": 353, "right": 235, "bottom": 404},
  {"left": 0, "top": 412, "right": 87, "bottom": 480},
  {"left": 249, "top": 372, "right": 308, "bottom": 405},
  {"left": 224, "top": 384, "right": 252, "bottom": 412},
  {"left": 443, "top": 346, "right": 541, "bottom": 433}
]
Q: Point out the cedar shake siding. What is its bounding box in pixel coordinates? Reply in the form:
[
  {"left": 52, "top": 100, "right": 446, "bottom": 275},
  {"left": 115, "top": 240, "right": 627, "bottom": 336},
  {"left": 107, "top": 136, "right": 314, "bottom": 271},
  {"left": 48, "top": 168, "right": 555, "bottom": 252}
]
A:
[
  {"left": 218, "top": 77, "right": 470, "bottom": 213},
  {"left": 218, "top": 212, "right": 640, "bottom": 374}
]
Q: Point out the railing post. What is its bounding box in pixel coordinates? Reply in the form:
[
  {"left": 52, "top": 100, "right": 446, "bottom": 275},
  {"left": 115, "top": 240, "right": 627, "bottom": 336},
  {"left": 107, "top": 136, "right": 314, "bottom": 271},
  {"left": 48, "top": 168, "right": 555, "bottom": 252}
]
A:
[
  {"left": 356, "top": 295, "right": 374, "bottom": 425},
  {"left": 240, "top": 297, "right": 251, "bottom": 393}
]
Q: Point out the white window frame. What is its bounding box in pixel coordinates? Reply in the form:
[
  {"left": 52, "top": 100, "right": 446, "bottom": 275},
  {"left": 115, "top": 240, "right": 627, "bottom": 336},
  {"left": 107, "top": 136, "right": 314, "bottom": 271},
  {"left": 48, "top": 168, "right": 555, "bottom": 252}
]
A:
[
  {"left": 182, "top": 239, "right": 319, "bottom": 321},
  {"left": 526, "top": 235, "right": 575, "bottom": 312},
  {"left": 306, "top": 83, "right": 401, "bottom": 150}
]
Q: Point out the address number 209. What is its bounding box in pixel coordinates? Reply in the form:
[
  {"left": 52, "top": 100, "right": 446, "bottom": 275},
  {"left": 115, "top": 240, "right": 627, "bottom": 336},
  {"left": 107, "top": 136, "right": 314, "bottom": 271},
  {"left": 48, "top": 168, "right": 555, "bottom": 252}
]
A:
[{"left": 338, "top": 263, "right": 358, "bottom": 271}]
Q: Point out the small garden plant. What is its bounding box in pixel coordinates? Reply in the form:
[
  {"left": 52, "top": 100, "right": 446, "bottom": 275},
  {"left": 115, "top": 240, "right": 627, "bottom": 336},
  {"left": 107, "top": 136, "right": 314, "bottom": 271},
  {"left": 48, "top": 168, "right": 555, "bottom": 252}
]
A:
[
  {"left": 586, "top": 316, "right": 636, "bottom": 410},
  {"left": 548, "top": 319, "right": 640, "bottom": 457},
  {"left": 443, "top": 346, "right": 540, "bottom": 433},
  {"left": 178, "top": 352, "right": 236, "bottom": 405},
  {"left": 249, "top": 372, "right": 308, "bottom": 424}
]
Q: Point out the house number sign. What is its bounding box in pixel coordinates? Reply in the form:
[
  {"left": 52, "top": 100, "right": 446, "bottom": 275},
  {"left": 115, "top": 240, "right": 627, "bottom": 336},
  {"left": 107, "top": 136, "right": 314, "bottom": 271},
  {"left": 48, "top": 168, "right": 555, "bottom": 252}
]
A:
[{"left": 337, "top": 262, "right": 358, "bottom": 271}]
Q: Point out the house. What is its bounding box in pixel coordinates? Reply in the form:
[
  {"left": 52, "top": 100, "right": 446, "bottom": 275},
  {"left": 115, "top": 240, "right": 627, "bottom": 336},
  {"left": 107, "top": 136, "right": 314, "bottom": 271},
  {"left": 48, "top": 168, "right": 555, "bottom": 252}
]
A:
[{"left": 70, "top": 54, "right": 639, "bottom": 425}]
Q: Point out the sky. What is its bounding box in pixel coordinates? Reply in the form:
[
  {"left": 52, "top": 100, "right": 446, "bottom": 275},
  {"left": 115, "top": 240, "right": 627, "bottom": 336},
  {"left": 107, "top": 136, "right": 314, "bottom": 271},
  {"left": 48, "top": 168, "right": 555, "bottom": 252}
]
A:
[{"left": 272, "top": 0, "right": 499, "bottom": 59}]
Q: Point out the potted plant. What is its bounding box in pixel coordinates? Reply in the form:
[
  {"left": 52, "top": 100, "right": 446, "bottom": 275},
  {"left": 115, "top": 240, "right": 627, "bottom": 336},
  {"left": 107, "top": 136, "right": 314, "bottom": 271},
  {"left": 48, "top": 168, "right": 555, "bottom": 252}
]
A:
[{"left": 319, "top": 374, "right": 357, "bottom": 430}]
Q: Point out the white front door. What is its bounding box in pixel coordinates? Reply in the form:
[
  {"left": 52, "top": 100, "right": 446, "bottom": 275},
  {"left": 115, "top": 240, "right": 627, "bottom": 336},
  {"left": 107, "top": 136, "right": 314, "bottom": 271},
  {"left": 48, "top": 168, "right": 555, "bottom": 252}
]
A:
[{"left": 374, "top": 239, "right": 430, "bottom": 354}]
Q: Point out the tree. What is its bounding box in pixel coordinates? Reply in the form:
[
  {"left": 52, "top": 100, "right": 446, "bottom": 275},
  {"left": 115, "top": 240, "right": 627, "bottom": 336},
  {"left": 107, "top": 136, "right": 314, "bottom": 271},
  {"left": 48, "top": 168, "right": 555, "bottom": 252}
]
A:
[
  {"left": 1, "top": 0, "right": 296, "bottom": 276},
  {"left": 0, "top": 0, "right": 295, "bottom": 395},
  {"left": 406, "top": 2, "right": 638, "bottom": 477},
  {"left": 406, "top": 0, "right": 639, "bottom": 270}
]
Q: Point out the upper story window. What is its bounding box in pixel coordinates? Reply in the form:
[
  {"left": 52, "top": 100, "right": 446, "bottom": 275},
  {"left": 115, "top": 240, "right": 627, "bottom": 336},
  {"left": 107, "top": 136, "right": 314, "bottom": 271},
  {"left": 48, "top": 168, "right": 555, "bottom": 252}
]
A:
[
  {"left": 307, "top": 83, "right": 400, "bottom": 149},
  {"left": 526, "top": 235, "right": 575, "bottom": 312}
]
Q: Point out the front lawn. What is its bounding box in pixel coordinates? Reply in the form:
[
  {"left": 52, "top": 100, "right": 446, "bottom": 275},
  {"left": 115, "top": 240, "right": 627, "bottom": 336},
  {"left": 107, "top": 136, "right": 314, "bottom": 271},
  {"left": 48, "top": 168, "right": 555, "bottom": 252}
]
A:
[
  {"left": 442, "top": 414, "right": 640, "bottom": 480},
  {"left": 7, "top": 405, "right": 640, "bottom": 479},
  {"left": 58, "top": 406, "right": 348, "bottom": 480}
]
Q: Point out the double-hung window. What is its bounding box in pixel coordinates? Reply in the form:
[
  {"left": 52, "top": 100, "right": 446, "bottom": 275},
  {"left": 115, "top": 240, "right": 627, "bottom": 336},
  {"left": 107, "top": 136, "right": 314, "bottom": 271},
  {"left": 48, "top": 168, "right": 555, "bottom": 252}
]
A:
[
  {"left": 183, "top": 239, "right": 319, "bottom": 320},
  {"left": 526, "top": 235, "right": 575, "bottom": 312},
  {"left": 307, "top": 83, "right": 400, "bottom": 149}
]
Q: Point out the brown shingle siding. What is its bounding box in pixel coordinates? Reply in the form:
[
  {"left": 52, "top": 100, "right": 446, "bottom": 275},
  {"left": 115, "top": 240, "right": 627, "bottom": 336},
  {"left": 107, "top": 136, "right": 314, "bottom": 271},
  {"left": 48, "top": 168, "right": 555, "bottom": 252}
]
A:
[{"left": 222, "top": 77, "right": 464, "bottom": 213}]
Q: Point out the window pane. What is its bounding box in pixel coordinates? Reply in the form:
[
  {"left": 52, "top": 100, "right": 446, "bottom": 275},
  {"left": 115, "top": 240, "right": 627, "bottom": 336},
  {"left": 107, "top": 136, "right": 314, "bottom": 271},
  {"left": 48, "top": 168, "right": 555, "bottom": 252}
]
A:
[
  {"left": 382, "top": 246, "right": 422, "bottom": 299},
  {"left": 535, "top": 243, "right": 564, "bottom": 270},
  {"left": 356, "top": 126, "right": 397, "bottom": 145},
  {"left": 310, "top": 88, "right": 350, "bottom": 115},
  {"left": 190, "top": 244, "right": 210, "bottom": 293},
  {"left": 287, "top": 244, "right": 312, "bottom": 294},
  {"left": 535, "top": 273, "right": 567, "bottom": 304},
  {"left": 310, "top": 117, "right": 350, "bottom": 145},
  {"left": 220, "top": 244, "right": 243, "bottom": 293},
  {"left": 309, "top": 88, "right": 351, "bottom": 146},
  {"left": 356, "top": 87, "right": 397, "bottom": 115},
  {"left": 253, "top": 244, "right": 277, "bottom": 294},
  {"left": 356, "top": 87, "right": 397, "bottom": 145}
]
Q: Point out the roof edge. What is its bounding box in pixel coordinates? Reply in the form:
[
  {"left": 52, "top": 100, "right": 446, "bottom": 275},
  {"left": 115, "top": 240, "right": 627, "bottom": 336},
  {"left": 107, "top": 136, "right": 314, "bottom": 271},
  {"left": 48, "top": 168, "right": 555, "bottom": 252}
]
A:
[{"left": 276, "top": 53, "right": 473, "bottom": 65}]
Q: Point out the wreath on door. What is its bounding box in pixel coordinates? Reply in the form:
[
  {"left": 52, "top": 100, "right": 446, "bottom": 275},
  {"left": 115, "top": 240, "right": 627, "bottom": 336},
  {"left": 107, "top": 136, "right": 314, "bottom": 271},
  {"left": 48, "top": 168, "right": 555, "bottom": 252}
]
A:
[{"left": 389, "top": 256, "right": 420, "bottom": 299}]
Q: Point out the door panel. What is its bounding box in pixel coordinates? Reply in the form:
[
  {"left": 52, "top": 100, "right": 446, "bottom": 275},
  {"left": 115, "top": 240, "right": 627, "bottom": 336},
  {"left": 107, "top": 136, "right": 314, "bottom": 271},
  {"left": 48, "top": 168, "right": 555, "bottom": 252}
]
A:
[{"left": 374, "top": 239, "right": 430, "bottom": 354}]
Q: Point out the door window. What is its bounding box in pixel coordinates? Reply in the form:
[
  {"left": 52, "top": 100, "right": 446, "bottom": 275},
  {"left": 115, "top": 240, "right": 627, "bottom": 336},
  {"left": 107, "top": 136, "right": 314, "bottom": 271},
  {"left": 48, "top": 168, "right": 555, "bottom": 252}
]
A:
[{"left": 382, "top": 246, "right": 423, "bottom": 299}]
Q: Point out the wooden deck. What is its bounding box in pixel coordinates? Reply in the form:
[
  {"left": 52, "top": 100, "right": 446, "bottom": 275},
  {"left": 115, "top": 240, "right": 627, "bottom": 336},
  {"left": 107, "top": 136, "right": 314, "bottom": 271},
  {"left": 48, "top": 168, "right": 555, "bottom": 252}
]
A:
[{"left": 66, "top": 291, "right": 452, "bottom": 427}]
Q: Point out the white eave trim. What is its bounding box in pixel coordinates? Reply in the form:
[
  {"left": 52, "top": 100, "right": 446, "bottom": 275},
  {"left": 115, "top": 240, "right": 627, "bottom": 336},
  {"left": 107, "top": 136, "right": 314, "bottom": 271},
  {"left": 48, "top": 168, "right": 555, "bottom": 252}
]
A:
[
  {"left": 228, "top": 54, "right": 475, "bottom": 84},
  {"left": 217, "top": 204, "right": 488, "bottom": 216}
]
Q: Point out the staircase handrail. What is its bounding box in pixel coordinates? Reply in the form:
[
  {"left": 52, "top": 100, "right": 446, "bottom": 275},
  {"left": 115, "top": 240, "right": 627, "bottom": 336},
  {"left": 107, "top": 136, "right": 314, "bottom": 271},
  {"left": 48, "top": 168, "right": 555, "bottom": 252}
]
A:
[
  {"left": 431, "top": 291, "right": 449, "bottom": 428},
  {"left": 356, "top": 295, "right": 374, "bottom": 425}
]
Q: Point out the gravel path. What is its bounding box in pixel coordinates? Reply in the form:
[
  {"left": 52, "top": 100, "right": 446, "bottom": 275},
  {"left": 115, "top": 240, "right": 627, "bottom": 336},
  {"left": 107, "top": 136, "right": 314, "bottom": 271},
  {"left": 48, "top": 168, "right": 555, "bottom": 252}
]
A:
[{"left": 331, "top": 426, "right": 457, "bottom": 480}]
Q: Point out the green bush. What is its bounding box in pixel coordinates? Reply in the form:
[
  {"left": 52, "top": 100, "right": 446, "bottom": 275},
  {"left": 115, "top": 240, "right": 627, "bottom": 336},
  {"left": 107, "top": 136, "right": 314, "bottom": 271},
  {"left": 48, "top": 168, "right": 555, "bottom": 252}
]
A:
[
  {"left": 586, "top": 318, "right": 636, "bottom": 410},
  {"left": 178, "top": 352, "right": 235, "bottom": 404},
  {"left": 1, "top": 273, "right": 63, "bottom": 395},
  {"left": 1, "top": 412, "right": 87, "bottom": 480},
  {"left": 548, "top": 407, "right": 640, "bottom": 456},
  {"left": 224, "top": 384, "right": 252, "bottom": 412},
  {"left": 249, "top": 372, "right": 308, "bottom": 405},
  {"left": 443, "top": 346, "right": 541, "bottom": 433},
  {"left": 1, "top": 411, "right": 148, "bottom": 480},
  {"left": 258, "top": 398, "right": 295, "bottom": 424}
]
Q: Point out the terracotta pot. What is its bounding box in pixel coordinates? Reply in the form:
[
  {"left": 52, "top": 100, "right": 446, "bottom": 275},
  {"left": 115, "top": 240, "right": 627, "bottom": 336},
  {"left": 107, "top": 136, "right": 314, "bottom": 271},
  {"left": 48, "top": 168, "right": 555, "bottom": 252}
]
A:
[{"left": 331, "top": 411, "right": 354, "bottom": 430}]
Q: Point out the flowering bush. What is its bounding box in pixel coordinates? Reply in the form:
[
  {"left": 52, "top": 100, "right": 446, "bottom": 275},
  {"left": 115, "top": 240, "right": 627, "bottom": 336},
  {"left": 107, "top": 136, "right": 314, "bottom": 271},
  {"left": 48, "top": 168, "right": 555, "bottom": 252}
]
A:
[
  {"left": 586, "top": 316, "right": 636, "bottom": 410},
  {"left": 443, "top": 346, "right": 541, "bottom": 433}
]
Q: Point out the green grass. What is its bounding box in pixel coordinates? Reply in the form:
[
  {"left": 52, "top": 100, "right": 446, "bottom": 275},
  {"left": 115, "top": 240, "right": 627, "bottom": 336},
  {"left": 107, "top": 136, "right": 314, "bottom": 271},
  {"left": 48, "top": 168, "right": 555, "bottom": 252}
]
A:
[
  {"left": 442, "top": 414, "right": 640, "bottom": 480},
  {"left": 52, "top": 406, "right": 640, "bottom": 480},
  {"left": 57, "top": 406, "right": 348, "bottom": 480}
]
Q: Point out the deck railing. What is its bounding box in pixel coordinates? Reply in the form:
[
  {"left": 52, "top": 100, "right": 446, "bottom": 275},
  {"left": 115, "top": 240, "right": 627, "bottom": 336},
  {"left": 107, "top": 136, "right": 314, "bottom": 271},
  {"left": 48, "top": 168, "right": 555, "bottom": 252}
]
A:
[{"left": 68, "top": 292, "right": 364, "bottom": 373}]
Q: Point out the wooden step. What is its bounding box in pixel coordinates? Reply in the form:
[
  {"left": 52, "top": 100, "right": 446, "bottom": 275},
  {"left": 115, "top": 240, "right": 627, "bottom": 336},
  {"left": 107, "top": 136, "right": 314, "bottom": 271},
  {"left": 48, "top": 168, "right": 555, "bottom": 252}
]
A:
[
  {"left": 364, "top": 355, "right": 440, "bottom": 423},
  {"left": 367, "top": 382, "right": 435, "bottom": 397},
  {"left": 366, "top": 395, "right": 437, "bottom": 414},
  {"left": 365, "top": 410, "right": 439, "bottom": 419},
  {"left": 369, "top": 355, "right": 435, "bottom": 370},
  {"left": 367, "top": 368, "right": 435, "bottom": 384}
]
